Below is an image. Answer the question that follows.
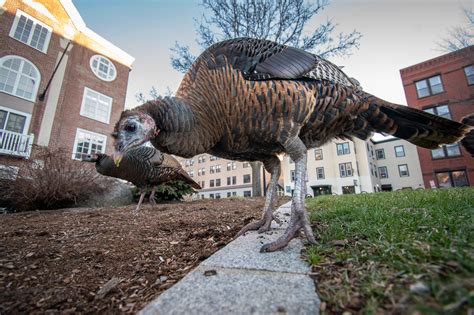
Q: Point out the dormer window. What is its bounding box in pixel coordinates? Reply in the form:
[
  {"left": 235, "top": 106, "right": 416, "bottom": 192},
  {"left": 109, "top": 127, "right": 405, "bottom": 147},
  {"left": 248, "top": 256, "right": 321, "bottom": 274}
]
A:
[
  {"left": 90, "top": 55, "right": 117, "bottom": 81},
  {"left": 9, "top": 10, "right": 52, "bottom": 53}
]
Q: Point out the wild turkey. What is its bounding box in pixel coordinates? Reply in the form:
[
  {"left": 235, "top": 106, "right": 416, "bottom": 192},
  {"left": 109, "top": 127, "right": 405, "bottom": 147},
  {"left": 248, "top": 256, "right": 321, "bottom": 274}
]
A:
[
  {"left": 112, "top": 38, "right": 471, "bottom": 252},
  {"left": 82, "top": 146, "right": 201, "bottom": 213}
]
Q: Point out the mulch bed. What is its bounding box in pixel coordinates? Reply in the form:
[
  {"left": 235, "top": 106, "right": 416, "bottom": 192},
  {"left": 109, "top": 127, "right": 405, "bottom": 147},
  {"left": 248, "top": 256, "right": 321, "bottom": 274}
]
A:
[{"left": 0, "top": 197, "right": 282, "bottom": 314}]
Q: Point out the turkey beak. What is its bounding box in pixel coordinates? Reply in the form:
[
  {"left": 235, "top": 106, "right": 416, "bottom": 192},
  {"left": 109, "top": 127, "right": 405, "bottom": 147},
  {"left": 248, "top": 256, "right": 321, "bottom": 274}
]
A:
[{"left": 113, "top": 152, "right": 123, "bottom": 167}]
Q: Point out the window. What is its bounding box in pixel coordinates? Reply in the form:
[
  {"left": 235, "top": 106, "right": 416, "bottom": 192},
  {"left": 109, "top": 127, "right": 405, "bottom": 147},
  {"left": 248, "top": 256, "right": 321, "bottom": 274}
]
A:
[
  {"left": 370, "top": 163, "right": 374, "bottom": 176},
  {"left": 431, "top": 143, "right": 461, "bottom": 159},
  {"left": 243, "top": 190, "right": 251, "bottom": 197},
  {"left": 0, "top": 56, "right": 40, "bottom": 101},
  {"left": 189, "top": 159, "right": 194, "bottom": 166},
  {"left": 188, "top": 170, "right": 194, "bottom": 177},
  {"left": 0, "top": 107, "right": 30, "bottom": 134},
  {"left": 415, "top": 75, "right": 443, "bottom": 98},
  {"left": 198, "top": 168, "right": 205, "bottom": 176},
  {"left": 210, "top": 155, "right": 218, "bottom": 161},
  {"left": 398, "top": 164, "right": 409, "bottom": 177},
  {"left": 232, "top": 191, "right": 237, "bottom": 196},
  {"left": 216, "top": 165, "right": 221, "bottom": 173},
  {"left": 201, "top": 181, "right": 205, "bottom": 188},
  {"left": 394, "top": 145, "right": 405, "bottom": 157},
  {"left": 464, "top": 65, "right": 474, "bottom": 85},
  {"left": 379, "top": 166, "right": 388, "bottom": 178},
  {"left": 314, "top": 148, "right": 323, "bottom": 160},
  {"left": 342, "top": 186, "right": 355, "bottom": 194},
  {"left": 436, "top": 170, "right": 468, "bottom": 188},
  {"left": 243, "top": 174, "right": 251, "bottom": 183},
  {"left": 210, "top": 166, "right": 215, "bottom": 174},
  {"left": 210, "top": 179, "right": 215, "bottom": 187},
  {"left": 209, "top": 193, "right": 214, "bottom": 199},
  {"left": 227, "top": 192, "right": 231, "bottom": 197},
  {"left": 198, "top": 155, "right": 206, "bottom": 163},
  {"left": 339, "top": 162, "right": 353, "bottom": 177},
  {"left": 80, "top": 88, "right": 113, "bottom": 124},
  {"left": 9, "top": 10, "right": 52, "bottom": 53},
  {"left": 216, "top": 179, "right": 221, "bottom": 187},
  {"left": 243, "top": 162, "right": 250, "bottom": 168},
  {"left": 72, "top": 129, "right": 106, "bottom": 160},
  {"left": 227, "top": 162, "right": 236, "bottom": 171},
  {"left": 290, "top": 170, "right": 295, "bottom": 182},
  {"left": 375, "top": 149, "right": 385, "bottom": 160},
  {"left": 423, "top": 105, "right": 451, "bottom": 119},
  {"left": 227, "top": 176, "right": 237, "bottom": 185},
  {"left": 316, "top": 167, "right": 324, "bottom": 180},
  {"left": 90, "top": 55, "right": 117, "bottom": 81},
  {"left": 336, "top": 142, "right": 350, "bottom": 155}
]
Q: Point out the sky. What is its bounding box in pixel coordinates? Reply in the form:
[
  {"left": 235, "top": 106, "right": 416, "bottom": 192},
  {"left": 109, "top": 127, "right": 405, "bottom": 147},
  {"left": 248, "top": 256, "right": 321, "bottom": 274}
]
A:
[{"left": 73, "top": 0, "right": 471, "bottom": 111}]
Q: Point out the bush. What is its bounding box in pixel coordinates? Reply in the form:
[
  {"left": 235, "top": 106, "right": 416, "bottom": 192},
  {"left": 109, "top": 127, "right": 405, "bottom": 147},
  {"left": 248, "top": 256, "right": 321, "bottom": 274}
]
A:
[
  {"left": 132, "top": 180, "right": 196, "bottom": 202},
  {"left": 0, "top": 146, "right": 109, "bottom": 212}
]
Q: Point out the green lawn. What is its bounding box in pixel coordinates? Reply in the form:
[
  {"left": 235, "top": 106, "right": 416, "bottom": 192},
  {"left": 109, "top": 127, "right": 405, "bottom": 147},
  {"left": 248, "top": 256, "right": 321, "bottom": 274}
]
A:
[{"left": 305, "top": 188, "right": 474, "bottom": 314}]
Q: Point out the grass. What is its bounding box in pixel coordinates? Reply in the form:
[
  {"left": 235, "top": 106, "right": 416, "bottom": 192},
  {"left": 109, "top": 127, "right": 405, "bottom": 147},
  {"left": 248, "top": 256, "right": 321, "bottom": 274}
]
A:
[{"left": 305, "top": 187, "right": 474, "bottom": 314}]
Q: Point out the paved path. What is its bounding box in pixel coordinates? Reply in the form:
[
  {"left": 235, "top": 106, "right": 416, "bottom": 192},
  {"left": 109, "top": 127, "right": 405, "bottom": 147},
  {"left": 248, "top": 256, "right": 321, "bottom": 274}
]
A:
[{"left": 139, "top": 201, "right": 320, "bottom": 315}]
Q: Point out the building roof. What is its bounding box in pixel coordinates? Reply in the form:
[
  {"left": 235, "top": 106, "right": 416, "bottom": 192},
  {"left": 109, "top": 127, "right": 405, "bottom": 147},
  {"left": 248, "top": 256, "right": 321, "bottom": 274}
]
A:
[
  {"left": 400, "top": 45, "right": 473, "bottom": 75},
  {"left": 60, "top": 0, "right": 135, "bottom": 68}
]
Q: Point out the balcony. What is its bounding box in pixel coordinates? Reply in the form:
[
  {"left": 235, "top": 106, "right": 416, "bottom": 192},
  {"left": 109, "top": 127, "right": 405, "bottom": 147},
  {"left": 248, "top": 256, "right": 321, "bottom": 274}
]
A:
[{"left": 0, "top": 129, "right": 34, "bottom": 158}]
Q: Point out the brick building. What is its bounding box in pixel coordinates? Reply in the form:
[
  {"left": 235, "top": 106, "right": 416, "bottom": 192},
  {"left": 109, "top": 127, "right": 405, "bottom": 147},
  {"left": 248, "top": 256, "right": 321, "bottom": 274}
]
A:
[
  {"left": 400, "top": 46, "right": 474, "bottom": 188},
  {"left": 0, "top": 0, "right": 134, "bottom": 176}
]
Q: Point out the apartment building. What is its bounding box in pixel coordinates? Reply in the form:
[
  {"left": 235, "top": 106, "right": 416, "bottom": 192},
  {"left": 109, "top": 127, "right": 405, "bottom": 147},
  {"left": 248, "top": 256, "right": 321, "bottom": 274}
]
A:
[
  {"left": 177, "top": 154, "right": 256, "bottom": 199},
  {"left": 400, "top": 46, "right": 473, "bottom": 188},
  {"left": 0, "top": 0, "right": 134, "bottom": 176},
  {"left": 282, "top": 138, "right": 424, "bottom": 196}
]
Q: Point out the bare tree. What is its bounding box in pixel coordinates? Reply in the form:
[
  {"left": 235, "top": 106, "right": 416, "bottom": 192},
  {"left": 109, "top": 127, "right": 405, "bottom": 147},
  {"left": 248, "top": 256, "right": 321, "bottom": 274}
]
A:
[
  {"left": 170, "top": 0, "right": 362, "bottom": 73},
  {"left": 437, "top": 7, "right": 473, "bottom": 52}
]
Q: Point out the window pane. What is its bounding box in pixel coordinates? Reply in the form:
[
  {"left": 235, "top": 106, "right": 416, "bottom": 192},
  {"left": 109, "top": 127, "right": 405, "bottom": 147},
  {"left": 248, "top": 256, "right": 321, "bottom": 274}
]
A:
[
  {"left": 465, "top": 65, "right": 474, "bottom": 85},
  {"left": 436, "top": 172, "right": 452, "bottom": 188},
  {"left": 452, "top": 171, "right": 468, "bottom": 187},
  {"left": 429, "top": 76, "right": 443, "bottom": 94},
  {"left": 5, "top": 113, "right": 26, "bottom": 133},
  {"left": 423, "top": 108, "right": 435, "bottom": 115},
  {"left": 431, "top": 147, "right": 445, "bottom": 159},
  {"left": 446, "top": 143, "right": 460, "bottom": 157},
  {"left": 0, "top": 110, "right": 7, "bottom": 129},
  {"left": 436, "top": 105, "right": 451, "bottom": 119},
  {"left": 416, "top": 80, "right": 430, "bottom": 98},
  {"left": 395, "top": 146, "right": 405, "bottom": 157}
]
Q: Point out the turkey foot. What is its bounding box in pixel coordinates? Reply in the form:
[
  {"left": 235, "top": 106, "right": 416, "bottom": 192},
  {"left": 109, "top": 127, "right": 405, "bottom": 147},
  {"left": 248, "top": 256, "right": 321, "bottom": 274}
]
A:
[
  {"left": 236, "top": 208, "right": 281, "bottom": 237},
  {"left": 260, "top": 204, "right": 315, "bottom": 252}
]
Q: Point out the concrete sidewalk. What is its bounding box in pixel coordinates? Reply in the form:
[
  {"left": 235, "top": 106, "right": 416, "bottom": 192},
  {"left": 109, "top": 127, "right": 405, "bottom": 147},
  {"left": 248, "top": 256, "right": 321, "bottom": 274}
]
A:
[{"left": 139, "top": 201, "right": 320, "bottom": 315}]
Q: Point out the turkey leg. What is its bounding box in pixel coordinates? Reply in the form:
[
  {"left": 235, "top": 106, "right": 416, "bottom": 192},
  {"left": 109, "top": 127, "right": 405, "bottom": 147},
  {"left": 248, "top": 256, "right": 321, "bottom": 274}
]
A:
[
  {"left": 236, "top": 157, "right": 281, "bottom": 236},
  {"left": 260, "top": 137, "right": 316, "bottom": 252}
]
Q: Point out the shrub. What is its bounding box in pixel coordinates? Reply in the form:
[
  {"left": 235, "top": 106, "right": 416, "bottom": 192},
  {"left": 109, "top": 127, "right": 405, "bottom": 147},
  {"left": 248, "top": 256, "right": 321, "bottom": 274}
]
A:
[
  {"left": 0, "top": 146, "right": 109, "bottom": 212},
  {"left": 132, "top": 180, "right": 196, "bottom": 202}
]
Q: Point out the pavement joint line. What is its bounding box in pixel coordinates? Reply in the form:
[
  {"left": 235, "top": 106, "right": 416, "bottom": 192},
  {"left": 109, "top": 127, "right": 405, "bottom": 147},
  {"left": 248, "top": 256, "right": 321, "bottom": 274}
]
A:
[{"left": 198, "top": 262, "right": 311, "bottom": 276}]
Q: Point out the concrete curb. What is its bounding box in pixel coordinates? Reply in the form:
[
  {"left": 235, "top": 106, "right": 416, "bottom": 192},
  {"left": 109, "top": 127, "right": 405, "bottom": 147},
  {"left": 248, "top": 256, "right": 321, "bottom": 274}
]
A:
[{"left": 139, "top": 201, "right": 320, "bottom": 314}]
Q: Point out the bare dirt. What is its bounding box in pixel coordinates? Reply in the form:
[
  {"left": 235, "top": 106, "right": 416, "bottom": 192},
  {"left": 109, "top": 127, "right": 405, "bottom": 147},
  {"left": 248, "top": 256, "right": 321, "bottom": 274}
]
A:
[{"left": 0, "top": 197, "right": 282, "bottom": 314}]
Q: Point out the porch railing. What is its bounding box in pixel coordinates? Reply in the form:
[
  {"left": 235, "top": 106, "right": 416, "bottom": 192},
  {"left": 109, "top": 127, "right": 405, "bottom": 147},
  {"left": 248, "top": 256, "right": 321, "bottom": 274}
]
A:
[{"left": 0, "top": 129, "right": 35, "bottom": 158}]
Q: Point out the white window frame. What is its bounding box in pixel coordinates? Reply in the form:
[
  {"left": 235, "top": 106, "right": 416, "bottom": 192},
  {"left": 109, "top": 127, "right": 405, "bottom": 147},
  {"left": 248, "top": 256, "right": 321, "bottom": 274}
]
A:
[
  {"left": 72, "top": 128, "right": 107, "bottom": 160},
  {"left": 0, "top": 55, "right": 41, "bottom": 102},
  {"left": 0, "top": 105, "right": 32, "bottom": 135},
  {"left": 80, "top": 87, "right": 113, "bottom": 124},
  {"left": 464, "top": 65, "right": 474, "bottom": 85},
  {"left": 316, "top": 167, "right": 325, "bottom": 180},
  {"left": 89, "top": 55, "right": 117, "bottom": 82},
  {"left": 9, "top": 10, "right": 52, "bottom": 53}
]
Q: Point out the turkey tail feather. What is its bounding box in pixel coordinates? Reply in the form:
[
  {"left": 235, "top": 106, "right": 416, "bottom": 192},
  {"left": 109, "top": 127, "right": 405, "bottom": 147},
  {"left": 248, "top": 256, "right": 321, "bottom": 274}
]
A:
[
  {"left": 461, "top": 114, "right": 474, "bottom": 156},
  {"left": 361, "top": 93, "right": 472, "bottom": 149}
]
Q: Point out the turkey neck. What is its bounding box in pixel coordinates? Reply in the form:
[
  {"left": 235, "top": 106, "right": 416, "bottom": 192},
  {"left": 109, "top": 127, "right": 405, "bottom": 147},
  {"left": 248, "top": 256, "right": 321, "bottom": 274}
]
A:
[{"left": 140, "top": 97, "right": 218, "bottom": 157}]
